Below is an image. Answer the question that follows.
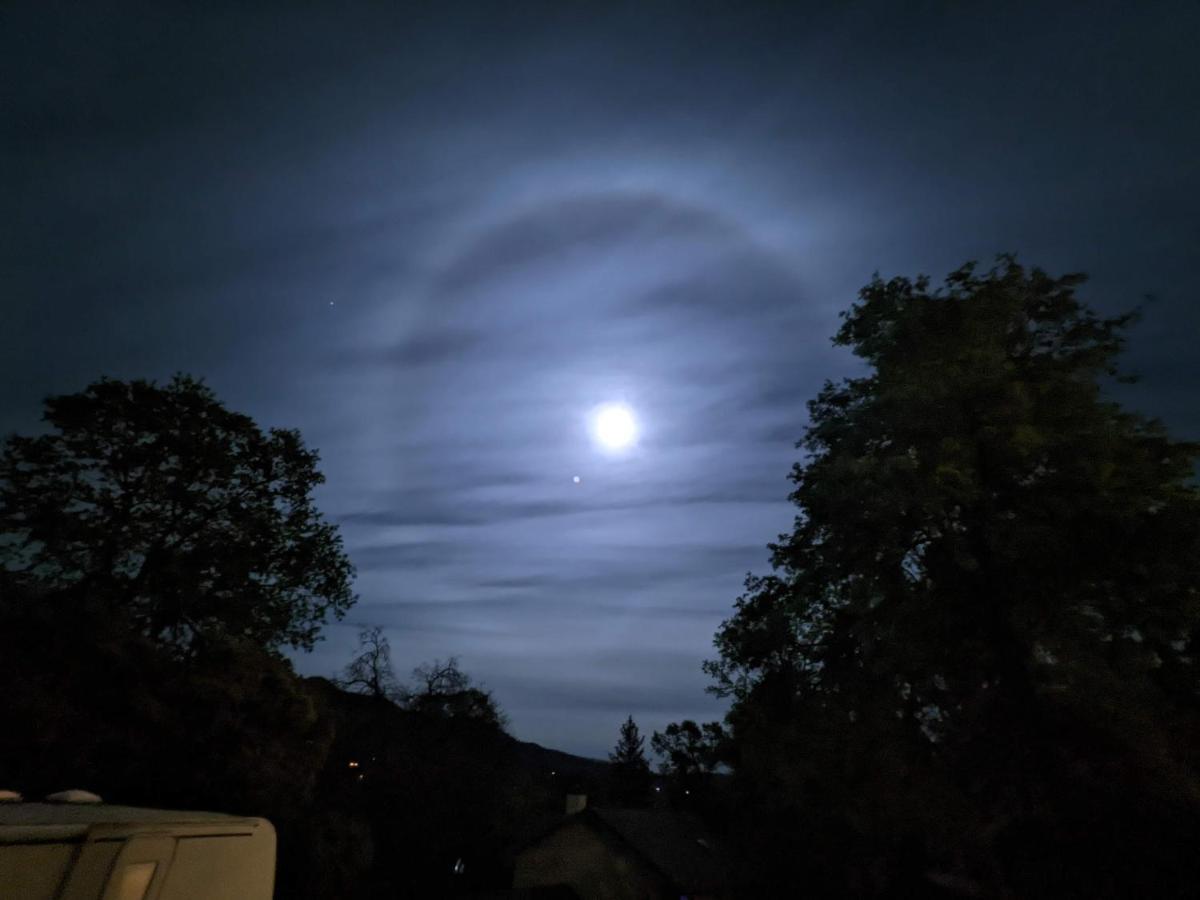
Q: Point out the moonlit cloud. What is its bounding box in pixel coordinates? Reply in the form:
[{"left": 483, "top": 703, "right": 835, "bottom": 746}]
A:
[{"left": 3, "top": 1, "right": 1197, "bottom": 756}]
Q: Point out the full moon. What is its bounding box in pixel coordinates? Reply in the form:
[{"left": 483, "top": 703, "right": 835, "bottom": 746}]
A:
[{"left": 591, "top": 403, "right": 638, "bottom": 451}]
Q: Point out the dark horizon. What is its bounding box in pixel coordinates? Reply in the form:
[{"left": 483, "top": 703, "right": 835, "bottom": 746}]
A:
[{"left": 4, "top": 0, "right": 1198, "bottom": 758}]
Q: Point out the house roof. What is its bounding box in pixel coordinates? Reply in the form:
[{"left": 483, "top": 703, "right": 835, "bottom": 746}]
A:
[{"left": 581, "top": 808, "right": 726, "bottom": 892}]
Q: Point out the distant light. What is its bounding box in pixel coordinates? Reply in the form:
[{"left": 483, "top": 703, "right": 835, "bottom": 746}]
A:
[
  {"left": 572, "top": 475, "right": 581, "bottom": 484},
  {"left": 685, "top": 790, "right": 690, "bottom": 795},
  {"left": 591, "top": 403, "right": 637, "bottom": 451},
  {"left": 348, "top": 761, "right": 359, "bottom": 768},
  {"left": 655, "top": 786, "right": 661, "bottom": 792}
]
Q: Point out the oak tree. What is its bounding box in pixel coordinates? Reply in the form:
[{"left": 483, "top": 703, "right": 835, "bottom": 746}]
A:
[
  {"left": 707, "top": 259, "right": 1200, "bottom": 897},
  {"left": 0, "top": 375, "right": 355, "bottom": 654}
]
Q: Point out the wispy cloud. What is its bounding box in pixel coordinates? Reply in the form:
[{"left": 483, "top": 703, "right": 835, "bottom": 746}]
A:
[{"left": 5, "top": 1, "right": 1198, "bottom": 757}]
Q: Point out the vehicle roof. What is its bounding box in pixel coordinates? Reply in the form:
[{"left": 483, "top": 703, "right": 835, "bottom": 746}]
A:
[{"left": 0, "top": 803, "right": 265, "bottom": 843}]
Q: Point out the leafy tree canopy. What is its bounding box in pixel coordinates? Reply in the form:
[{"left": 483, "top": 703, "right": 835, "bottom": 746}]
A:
[
  {"left": 705, "top": 258, "right": 1200, "bottom": 896},
  {"left": 0, "top": 375, "right": 356, "bottom": 654},
  {"left": 405, "top": 656, "right": 508, "bottom": 731},
  {"left": 651, "top": 720, "right": 723, "bottom": 779}
]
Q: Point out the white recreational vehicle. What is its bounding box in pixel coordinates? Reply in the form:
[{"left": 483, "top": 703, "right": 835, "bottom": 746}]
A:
[{"left": 0, "top": 792, "right": 275, "bottom": 900}]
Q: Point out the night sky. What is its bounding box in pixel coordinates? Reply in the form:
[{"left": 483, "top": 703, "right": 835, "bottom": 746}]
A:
[{"left": 3, "top": 2, "right": 1197, "bottom": 758}]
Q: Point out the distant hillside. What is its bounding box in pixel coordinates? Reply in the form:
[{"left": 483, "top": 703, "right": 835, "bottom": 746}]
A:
[
  {"left": 508, "top": 738, "right": 608, "bottom": 782},
  {"left": 304, "top": 675, "right": 608, "bottom": 781}
]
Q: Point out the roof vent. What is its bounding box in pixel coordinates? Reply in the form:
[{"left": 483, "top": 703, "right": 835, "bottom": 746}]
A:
[
  {"left": 46, "top": 789, "right": 103, "bottom": 804},
  {"left": 0, "top": 790, "right": 22, "bottom": 803}
]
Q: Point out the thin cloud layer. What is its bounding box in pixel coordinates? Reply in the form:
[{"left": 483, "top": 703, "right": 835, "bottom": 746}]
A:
[{"left": 3, "top": 1, "right": 1197, "bottom": 756}]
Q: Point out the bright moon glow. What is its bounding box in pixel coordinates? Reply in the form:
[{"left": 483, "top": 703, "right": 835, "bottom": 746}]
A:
[{"left": 591, "top": 403, "right": 638, "bottom": 451}]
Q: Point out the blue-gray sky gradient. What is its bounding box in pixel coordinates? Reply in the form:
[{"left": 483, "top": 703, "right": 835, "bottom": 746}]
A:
[{"left": 3, "top": 1, "right": 1197, "bottom": 757}]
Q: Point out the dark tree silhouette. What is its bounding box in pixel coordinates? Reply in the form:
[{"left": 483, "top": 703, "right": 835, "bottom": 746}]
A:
[
  {"left": 405, "top": 657, "right": 508, "bottom": 730},
  {"left": 651, "top": 720, "right": 723, "bottom": 779},
  {"left": 608, "top": 715, "right": 652, "bottom": 806},
  {"left": 0, "top": 377, "right": 545, "bottom": 899},
  {"left": 0, "top": 375, "right": 356, "bottom": 654},
  {"left": 706, "top": 259, "right": 1200, "bottom": 898},
  {"left": 336, "top": 625, "right": 400, "bottom": 701}
]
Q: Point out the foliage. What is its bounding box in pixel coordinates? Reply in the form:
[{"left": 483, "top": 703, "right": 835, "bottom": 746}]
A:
[
  {"left": 0, "top": 577, "right": 532, "bottom": 899},
  {"left": 706, "top": 259, "right": 1200, "bottom": 897},
  {"left": 322, "top": 688, "right": 519, "bottom": 895},
  {"left": 0, "top": 576, "right": 333, "bottom": 821},
  {"left": 0, "top": 375, "right": 355, "bottom": 654},
  {"left": 651, "top": 720, "right": 723, "bottom": 779},
  {"left": 651, "top": 720, "right": 726, "bottom": 812},
  {"left": 608, "top": 715, "right": 652, "bottom": 806},
  {"left": 335, "top": 625, "right": 401, "bottom": 701},
  {"left": 404, "top": 656, "right": 509, "bottom": 731},
  {"left": 650, "top": 720, "right": 722, "bottom": 776},
  {"left": 0, "top": 376, "right": 570, "bottom": 898},
  {"left": 0, "top": 376, "right": 364, "bottom": 896},
  {"left": 610, "top": 715, "right": 650, "bottom": 767}
]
